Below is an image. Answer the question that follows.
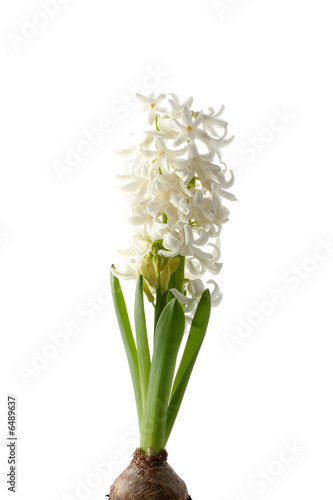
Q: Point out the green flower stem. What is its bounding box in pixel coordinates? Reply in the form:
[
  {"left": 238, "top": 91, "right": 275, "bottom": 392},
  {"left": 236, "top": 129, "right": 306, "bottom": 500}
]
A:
[
  {"left": 155, "top": 114, "right": 160, "bottom": 131},
  {"left": 154, "top": 255, "right": 185, "bottom": 331},
  {"left": 154, "top": 285, "right": 162, "bottom": 332},
  {"left": 172, "top": 255, "right": 185, "bottom": 295}
]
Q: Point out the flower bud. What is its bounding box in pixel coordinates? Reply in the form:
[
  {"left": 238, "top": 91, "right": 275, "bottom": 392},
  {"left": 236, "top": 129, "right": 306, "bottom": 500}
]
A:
[
  {"left": 159, "top": 255, "right": 167, "bottom": 271},
  {"left": 141, "top": 258, "right": 158, "bottom": 288},
  {"left": 160, "top": 267, "right": 171, "bottom": 293},
  {"left": 169, "top": 257, "right": 180, "bottom": 275},
  {"left": 151, "top": 239, "right": 163, "bottom": 255},
  {"left": 151, "top": 253, "right": 161, "bottom": 274},
  {"left": 143, "top": 278, "right": 155, "bottom": 303}
]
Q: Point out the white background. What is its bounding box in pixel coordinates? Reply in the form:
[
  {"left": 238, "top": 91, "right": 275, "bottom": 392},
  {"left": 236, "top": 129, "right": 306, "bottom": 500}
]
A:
[{"left": 1, "top": 1, "right": 332, "bottom": 499}]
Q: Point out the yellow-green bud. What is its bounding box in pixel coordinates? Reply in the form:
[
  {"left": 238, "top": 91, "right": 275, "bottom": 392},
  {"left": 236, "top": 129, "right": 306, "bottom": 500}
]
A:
[
  {"left": 141, "top": 258, "right": 158, "bottom": 288},
  {"left": 151, "top": 253, "right": 160, "bottom": 274},
  {"left": 169, "top": 257, "right": 180, "bottom": 275},
  {"left": 159, "top": 255, "right": 167, "bottom": 271},
  {"left": 151, "top": 239, "right": 163, "bottom": 255},
  {"left": 160, "top": 266, "right": 171, "bottom": 293},
  {"left": 143, "top": 278, "right": 155, "bottom": 303}
]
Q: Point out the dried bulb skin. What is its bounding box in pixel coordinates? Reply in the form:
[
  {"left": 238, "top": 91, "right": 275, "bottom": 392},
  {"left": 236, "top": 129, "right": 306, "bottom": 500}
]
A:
[{"left": 108, "top": 448, "right": 191, "bottom": 500}]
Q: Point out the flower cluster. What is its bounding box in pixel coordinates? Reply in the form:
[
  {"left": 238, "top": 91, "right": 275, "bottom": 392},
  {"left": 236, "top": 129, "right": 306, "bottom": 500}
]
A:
[{"left": 113, "top": 92, "right": 235, "bottom": 318}]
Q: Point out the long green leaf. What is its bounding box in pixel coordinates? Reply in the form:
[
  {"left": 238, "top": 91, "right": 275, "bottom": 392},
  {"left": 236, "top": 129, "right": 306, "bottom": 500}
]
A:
[
  {"left": 140, "top": 298, "right": 185, "bottom": 454},
  {"left": 166, "top": 289, "right": 211, "bottom": 441},
  {"left": 110, "top": 269, "right": 143, "bottom": 425},
  {"left": 134, "top": 276, "right": 151, "bottom": 409},
  {"left": 154, "top": 290, "right": 172, "bottom": 331}
]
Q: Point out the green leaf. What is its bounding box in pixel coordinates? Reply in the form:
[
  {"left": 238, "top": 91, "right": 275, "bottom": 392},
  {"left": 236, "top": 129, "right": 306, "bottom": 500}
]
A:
[
  {"left": 154, "top": 290, "right": 172, "bottom": 330},
  {"left": 154, "top": 285, "right": 163, "bottom": 332},
  {"left": 166, "top": 289, "right": 211, "bottom": 441},
  {"left": 140, "top": 298, "right": 185, "bottom": 454},
  {"left": 134, "top": 276, "right": 151, "bottom": 409},
  {"left": 110, "top": 268, "right": 143, "bottom": 425}
]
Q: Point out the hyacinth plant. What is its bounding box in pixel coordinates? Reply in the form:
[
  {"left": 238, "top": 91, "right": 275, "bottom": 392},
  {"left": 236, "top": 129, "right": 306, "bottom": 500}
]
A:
[{"left": 108, "top": 93, "right": 235, "bottom": 499}]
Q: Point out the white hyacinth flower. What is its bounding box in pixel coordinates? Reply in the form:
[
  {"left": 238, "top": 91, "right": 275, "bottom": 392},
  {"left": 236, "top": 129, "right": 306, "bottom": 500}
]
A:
[
  {"left": 136, "top": 93, "right": 166, "bottom": 125},
  {"left": 112, "top": 92, "right": 236, "bottom": 319}
]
